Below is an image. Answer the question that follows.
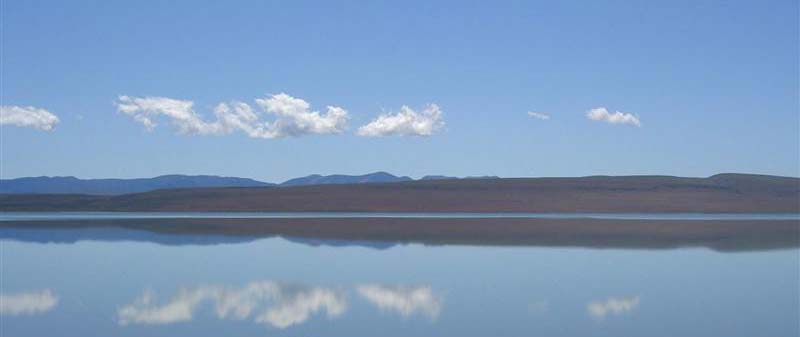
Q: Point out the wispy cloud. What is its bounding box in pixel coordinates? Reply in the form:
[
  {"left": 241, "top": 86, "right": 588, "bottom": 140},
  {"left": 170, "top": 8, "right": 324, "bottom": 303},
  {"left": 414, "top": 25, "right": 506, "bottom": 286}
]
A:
[
  {"left": 118, "top": 281, "right": 346, "bottom": 328},
  {"left": 527, "top": 111, "right": 550, "bottom": 120},
  {"left": 356, "top": 284, "right": 442, "bottom": 319},
  {"left": 0, "top": 289, "right": 59, "bottom": 315},
  {"left": 586, "top": 107, "right": 640, "bottom": 126},
  {"left": 358, "top": 104, "right": 444, "bottom": 137},
  {"left": 116, "top": 93, "right": 349, "bottom": 138},
  {"left": 0, "top": 106, "right": 60, "bottom": 131},
  {"left": 587, "top": 296, "right": 640, "bottom": 320},
  {"left": 116, "top": 96, "right": 210, "bottom": 134}
]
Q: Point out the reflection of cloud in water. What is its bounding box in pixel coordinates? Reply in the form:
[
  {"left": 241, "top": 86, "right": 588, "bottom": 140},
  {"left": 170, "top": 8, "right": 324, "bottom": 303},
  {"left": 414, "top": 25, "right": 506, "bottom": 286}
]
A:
[
  {"left": 253, "top": 286, "right": 346, "bottom": 328},
  {"left": 357, "top": 284, "right": 442, "bottom": 319},
  {"left": 0, "top": 289, "right": 58, "bottom": 315},
  {"left": 587, "top": 296, "right": 640, "bottom": 319},
  {"left": 528, "top": 300, "right": 549, "bottom": 315},
  {"left": 118, "top": 281, "right": 346, "bottom": 328}
]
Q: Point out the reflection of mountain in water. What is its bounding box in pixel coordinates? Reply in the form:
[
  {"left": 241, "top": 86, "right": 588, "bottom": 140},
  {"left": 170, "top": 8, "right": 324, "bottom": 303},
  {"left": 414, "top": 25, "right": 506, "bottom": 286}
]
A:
[
  {"left": 2, "top": 217, "right": 797, "bottom": 251},
  {"left": 283, "top": 237, "right": 397, "bottom": 250},
  {"left": 0, "top": 228, "right": 398, "bottom": 250},
  {"left": 0, "top": 228, "right": 257, "bottom": 246}
]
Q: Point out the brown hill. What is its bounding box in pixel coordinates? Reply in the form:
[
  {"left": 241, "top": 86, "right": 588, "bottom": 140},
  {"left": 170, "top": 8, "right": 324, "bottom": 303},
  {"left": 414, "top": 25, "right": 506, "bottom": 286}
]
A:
[{"left": 1, "top": 174, "right": 798, "bottom": 212}]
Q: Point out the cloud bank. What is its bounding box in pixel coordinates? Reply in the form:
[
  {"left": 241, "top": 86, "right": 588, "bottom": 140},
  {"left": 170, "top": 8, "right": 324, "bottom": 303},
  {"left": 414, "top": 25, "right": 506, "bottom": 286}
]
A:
[
  {"left": 118, "top": 281, "right": 346, "bottom": 328},
  {"left": 527, "top": 112, "right": 550, "bottom": 120},
  {"left": 356, "top": 284, "right": 442, "bottom": 319},
  {"left": 0, "top": 289, "right": 59, "bottom": 315},
  {"left": 586, "top": 107, "right": 641, "bottom": 126},
  {"left": 0, "top": 106, "right": 60, "bottom": 131},
  {"left": 358, "top": 104, "right": 444, "bottom": 136},
  {"left": 587, "top": 296, "right": 640, "bottom": 319},
  {"left": 116, "top": 93, "right": 349, "bottom": 138}
]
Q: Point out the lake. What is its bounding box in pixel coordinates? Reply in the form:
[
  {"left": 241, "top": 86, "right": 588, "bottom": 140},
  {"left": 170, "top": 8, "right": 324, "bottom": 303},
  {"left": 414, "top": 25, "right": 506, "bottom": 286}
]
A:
[{"left": 1, "top": 215, "right": 798, "bottom": 336}]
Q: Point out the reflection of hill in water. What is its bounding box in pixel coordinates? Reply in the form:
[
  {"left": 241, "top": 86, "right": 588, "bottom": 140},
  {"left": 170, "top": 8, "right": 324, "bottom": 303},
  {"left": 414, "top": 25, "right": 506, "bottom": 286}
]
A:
[
  {"left": 283, "top": 237, "right": 396, "bottom": 250},
  {"left": 0, "top": 228, "right": 257, "bottom": 246},
  {"left": 1, "top": 217, "right": 797, "bottom": 252},
  {"left": 0, "top": 228, "right": 397, "bottom": 249}
]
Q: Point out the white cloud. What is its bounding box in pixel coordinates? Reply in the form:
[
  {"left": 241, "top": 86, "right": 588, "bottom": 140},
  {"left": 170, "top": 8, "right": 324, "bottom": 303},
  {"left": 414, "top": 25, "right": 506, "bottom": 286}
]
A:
[
  {"left": 212, "top": 101, "right": 271, "bottom": 138},
  {"left": 0, "top": 105, "right": 60, "bottom": 131},
  {"left": 116, "top": 96, "right": 213, "bottom": 134},
  {"left": 0, "top": 289, "right": 59, "bottom": 315},
  {"left": 358, "top": 104, "right": 444, "bottom": 136},
  {"left": 586, "top": 107, "right": 641, "bottom": 126},
  {"left": 254, "top": 93, "right": 349, "bottom": 138},
  {"left": 587, "top": 296, "right": 640, "bottom": 320},
  {"left": 116, "top": 93, "right": 348, "bottom": 138},
  {"left": 527, "top": 112, "right": 550, "bottom": 120},
  {"left": 118, "top": 281, "right": 346, "bottom": 329},
  {"left": 356, "top": 284, "right": 442, "bottom": 319}
]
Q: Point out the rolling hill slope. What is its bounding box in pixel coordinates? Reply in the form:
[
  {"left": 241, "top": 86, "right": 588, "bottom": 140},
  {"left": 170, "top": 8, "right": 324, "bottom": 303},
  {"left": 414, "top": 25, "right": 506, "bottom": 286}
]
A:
[{"left": 1, "top": 174, "right": 797, "bottom": 213}]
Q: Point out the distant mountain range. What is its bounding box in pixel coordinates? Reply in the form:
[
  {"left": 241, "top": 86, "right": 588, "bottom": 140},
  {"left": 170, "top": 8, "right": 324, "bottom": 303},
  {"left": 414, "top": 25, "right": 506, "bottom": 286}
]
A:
[
  {"left": 281, "top": 171, "right": 413, "bottom": 187},
  {"left": 0, "top": 172, "right": 493, "bottom": 195},
  {"left": 0, "top": 175, "right": 274, "bottom": 195},
  {"left": 2, "top": 173, "right": 797, "bottom": 213},
  {"left": 419, "top": 175, "right": 499, "bottom": 180}
]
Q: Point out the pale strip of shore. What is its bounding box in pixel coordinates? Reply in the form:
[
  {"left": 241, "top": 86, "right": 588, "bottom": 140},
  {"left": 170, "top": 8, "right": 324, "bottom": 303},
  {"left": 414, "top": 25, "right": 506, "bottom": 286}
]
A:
[{"left": 1, "top": 217, "right": 798, "bottom": 251}]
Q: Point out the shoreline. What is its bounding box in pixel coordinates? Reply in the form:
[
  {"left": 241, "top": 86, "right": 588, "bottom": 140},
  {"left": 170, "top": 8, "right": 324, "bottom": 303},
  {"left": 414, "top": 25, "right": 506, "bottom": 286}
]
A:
[
  {"left": 2, "top": 211, "right": 798, "bottom": 221},
  {"left": 2, "top": 217, "right": 798, "bottom": 252}
]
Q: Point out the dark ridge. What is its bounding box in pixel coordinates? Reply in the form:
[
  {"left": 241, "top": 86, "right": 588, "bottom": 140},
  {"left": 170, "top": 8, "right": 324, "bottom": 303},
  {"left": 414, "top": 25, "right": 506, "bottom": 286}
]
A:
[{"left": 1, "top": 174, "right": 797, "bottom": 213}]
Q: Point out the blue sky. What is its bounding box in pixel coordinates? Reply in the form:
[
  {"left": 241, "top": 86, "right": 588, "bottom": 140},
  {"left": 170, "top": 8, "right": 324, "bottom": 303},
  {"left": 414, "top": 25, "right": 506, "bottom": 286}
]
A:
[{"left": 1, "top": 0, "right": 798, "bottom": 182}]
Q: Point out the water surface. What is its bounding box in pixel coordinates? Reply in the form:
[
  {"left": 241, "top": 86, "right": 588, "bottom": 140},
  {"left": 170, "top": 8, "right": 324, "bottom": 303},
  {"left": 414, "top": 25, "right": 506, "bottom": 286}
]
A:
[{"left": 1, "top": 226, "right": 797, "bottom": 337}]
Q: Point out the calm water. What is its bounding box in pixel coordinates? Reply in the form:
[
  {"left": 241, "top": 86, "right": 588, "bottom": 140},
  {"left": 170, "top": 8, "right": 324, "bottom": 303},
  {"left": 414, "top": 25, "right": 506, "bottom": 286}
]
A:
[
  {"left": 2, "top": 211, "right": 799, "bottom": 221},
  {"left": 1, "top": 226, "right": 798, "bottom": 337}
]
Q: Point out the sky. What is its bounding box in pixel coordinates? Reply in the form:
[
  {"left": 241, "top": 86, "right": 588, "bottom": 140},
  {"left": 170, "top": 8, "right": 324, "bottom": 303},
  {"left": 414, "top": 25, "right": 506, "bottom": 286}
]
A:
[{"left": 1, "top": 0, "right": 798, "bottom": 182}]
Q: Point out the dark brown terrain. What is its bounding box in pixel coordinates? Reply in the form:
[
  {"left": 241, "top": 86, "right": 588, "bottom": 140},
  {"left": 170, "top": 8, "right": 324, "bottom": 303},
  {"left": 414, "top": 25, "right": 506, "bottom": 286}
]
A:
[
  {"left": 1, "top": 173, "right": 798, "bottom": 251},
  {"left": 1, "top": 173, "right": 798, "bottom": 212}
]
